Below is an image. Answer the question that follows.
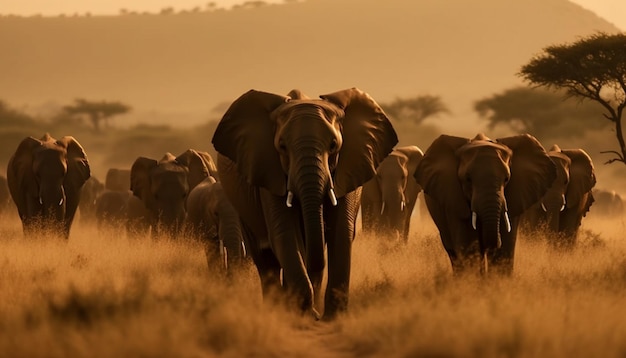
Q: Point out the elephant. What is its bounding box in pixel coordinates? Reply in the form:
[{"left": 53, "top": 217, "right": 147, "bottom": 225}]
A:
[
  {"left": 361, "top": 145, "right": 424, "bottom": 243},
  {"left": 105, "top": 168, "right": 131, "bottom": 192},
  {"left": 130, "top": 149, "right": 214, "bottom": 239},
  {"left": 589, "top": 188, "right": 624, "bottom": 218},
  {"left": 414, "top": 133, "right": 556, "bottom": 275},
  {"left": 7, "top": 134, "right": 91, "bottom": 239},
  {"left": 520, "top": 145, "right": 595, "bottom": 248},
  {"left": 78, "top": 176, "right": 105, "bottom": 222},
  {"left": 95, "top": 190, "right": 132, "bottom": 235},
  {"left": 186, "top": 176, "right": 246, "bottom": 274},
  {"left": 212, "top": 87, "right": 398, "bottom": 320}
]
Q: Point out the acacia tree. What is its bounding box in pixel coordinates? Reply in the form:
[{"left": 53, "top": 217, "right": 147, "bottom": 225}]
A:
[
  {"left": 519, "top": 32, "right": 626, "bottom": 165},
  {"left": 381, "top": 95, "right": 449, "bottom": 125},
  {"left": 64, "top": 99, "right": 131, "bottom": 132},
  {"left": 474, "top": 86, "right": 607, "bottom": 141}
]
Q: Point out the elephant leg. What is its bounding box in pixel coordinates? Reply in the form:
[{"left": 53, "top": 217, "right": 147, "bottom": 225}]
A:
[
  {"left": 323, "top": 189, "right": 360, "bottom": 320},
  {"left": 239, "top": 221, "right": 282, "bottom": 298}
]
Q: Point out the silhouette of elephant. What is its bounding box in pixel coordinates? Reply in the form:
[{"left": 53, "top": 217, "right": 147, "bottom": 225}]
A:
[
  {"left": 415, "top": 133, "right": 555, "bottom": 275},
  {"left": 361, "top": 145, "right": 423, "bottom": 243},
  {"left": 7, "top": 134, "right": 91, "bottom": 239},
  {"left": 212, "top": 88, "right": 398, "bottom": 319}
]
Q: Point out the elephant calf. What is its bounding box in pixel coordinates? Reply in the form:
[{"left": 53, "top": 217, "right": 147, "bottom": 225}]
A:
[{"left": 186, "top": 176, "right": 246, "bottom": 274}]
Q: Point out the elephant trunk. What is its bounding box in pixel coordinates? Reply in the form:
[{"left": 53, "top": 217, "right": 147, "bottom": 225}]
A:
[
  {"left": 473, "top": 191, "right": 504, "bottom": 252},
  {"left": 156, "top": 205, "right": 186, "bottom": 238},
  {"left": 39, "top": 183, "right": 66, "bottom": 223},
  {"left": 380, "top": 186, "right": 405, "bottom": 238},
  {"left": 291, "top": 150, "right": 327, "bottom": 285},
  {"left": 218, "top": 208, "right": 246, "bottom": 267}
]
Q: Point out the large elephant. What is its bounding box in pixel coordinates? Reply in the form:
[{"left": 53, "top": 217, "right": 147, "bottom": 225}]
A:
[
  {"left": 521, "top": 145, "right": 595, "bottom": 248},
  {"left": 186, "top": 176, "right": 246, "bottom": 274},
  {"left": 361, "top": 145, "right": 424, "bottom": 243},
  {"left": 7, "top": 134, "right": 91, "bottom": 239},
  {"left": 78, "top": 176, "right": 104, "bottom": 222},
  {"left": 212, "top": 88, "right": 398, "bottom": 320},
  {"left": 95, "top": 190, "right": 132, "bottom": 235},
  {"left": 415, "top": 134, "right": 555, "bottom": 275},
  {"left": 130, "top": 149, "right": 214, "bottom": 239}
]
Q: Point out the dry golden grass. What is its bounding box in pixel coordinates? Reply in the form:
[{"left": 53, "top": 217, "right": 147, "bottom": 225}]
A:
[{"left": 0, "top": 211, "right": 625, "bottom": 357}]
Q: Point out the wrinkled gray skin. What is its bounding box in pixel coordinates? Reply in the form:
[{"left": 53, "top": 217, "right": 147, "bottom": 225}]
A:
[
  {"left": 361, "top": 146, "right": 423, "bottom": 243},
  {"left": 7, "top": 134, "right": 91, "bottom": 239},
  {"left": 589, "top": 188, "right": 624, "bottom": 218},
  {"left": 415, "top": 134, "right": 555, "bottom": 275},
  {"left": 130, "top": 149, "right": 213, "bottom": 239},
  {"left": 212, "top": 88, "right": 398, "bottom": 320},
  {"left": 78, "top": 176, "right": 105, "bottom": 222},
  {"left": 186, "top": 176, "right": 246, "bottom": 274},
  {"left": 521, "top": 145, "right": 595, "bottom": 249}
]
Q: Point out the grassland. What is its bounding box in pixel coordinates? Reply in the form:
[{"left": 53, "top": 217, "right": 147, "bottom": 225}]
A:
[{"left": 0, "top": 209, "right": 625, "bottom": 357}]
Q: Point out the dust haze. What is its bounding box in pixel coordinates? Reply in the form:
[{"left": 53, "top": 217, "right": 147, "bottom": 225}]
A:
[
  {"left": 1, "top": 0, "right": 626, "bottom": 356},
  {"left": 0, "top": 209, "right": 625, "bottom": 356}
]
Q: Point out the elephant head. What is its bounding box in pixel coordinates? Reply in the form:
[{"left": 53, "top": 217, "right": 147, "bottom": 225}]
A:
[
  {"left": 361, "top": 145, "right": 423, "bottom": 241},
  {"left": 526, "top": 145, "right": 595, "bottom": 246},
  {"left": 105, "top": 168, "right": 131, "bottom": 192},
  {"left": 415, "top": 133, "right": 555, "bottom": 273},
  {"left": 7, "top": 134, "right": 91, "bottom": 239},
  {"left": 78, "top": 176, "right": 105, "bottom": 222},
  {"left": 130, "top": 149, "right": 213, "bottom": 239},
  {"left": 212, "top": 88, "right": 397, "bottom": 318}
]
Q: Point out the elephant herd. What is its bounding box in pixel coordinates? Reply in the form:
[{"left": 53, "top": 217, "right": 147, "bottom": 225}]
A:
[{"left": 2, "top": 87, "right": 619, "bottom": 320}]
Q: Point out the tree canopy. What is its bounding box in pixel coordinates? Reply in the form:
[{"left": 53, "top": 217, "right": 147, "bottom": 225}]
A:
[
  {"left": 519, "top": 32, "right": 626, "bottom": 164},
  {"left": 474, "top": 86, "right": 607, "bottom": 141},
  {"left": 64, "top": 99, "right": 131, "bottom": 132},
  {"left": 380, "top": 95, "right": 449, "bottom": 125}
]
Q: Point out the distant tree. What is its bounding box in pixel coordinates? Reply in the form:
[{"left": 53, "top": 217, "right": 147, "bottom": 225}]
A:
[
  {"left": 63, "top": 99, "right": 131, "bottom": 132},
  {"left": 0, "top": 100, "right": 36, "bottom": 126},
  {"left": 160, "top": 7, "right": 175, "bottom": 15},
  {"left": 519, "top": 32, "right": 626, "bottom": 165},
  {"left": 380, "top": 95, "right": 449, "bottom": 125},
  {"left": 474, "top": 86, "right": 607, "bottom": 141}
]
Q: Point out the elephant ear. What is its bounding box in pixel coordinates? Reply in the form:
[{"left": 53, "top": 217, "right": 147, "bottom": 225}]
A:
[
  {"left": 320, "top": 88, "right": 398, "bottom": 197},
  {"left": 197, "top": 151, "right": 219, "bottom": 180},
  {"left": 286, "top": 89, "right": 309, "bottom": 100},
  {"left": 414, "top": 135, "right": 470, "bottom": 217},
  {"left": 176, "top": 149, "right": 210, "bottom": 191},
  {"left": 8, "top": 136, "right": 42, "bottom": 196},
  {"left": 57, "top": 136, "right": 91, "bottom": 189},
  {"left": 562, "top": 149, "right": 596, "bottom": 209},
  {"left": 395, "top": 146, "right": 424, "bottom": 182},
  {"left": 131, "top": 157, "right": 158, "bottom": 204},
  {"left": 212, "top": 90, "right": 290, "bottom": 195},
  {"left": 497, "top": 134, "right": 556, "bottom": 217}
]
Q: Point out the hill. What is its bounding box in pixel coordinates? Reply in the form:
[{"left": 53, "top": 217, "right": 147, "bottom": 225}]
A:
[{"left": 0, "top": 0, "right": 620, "bottom": 133}]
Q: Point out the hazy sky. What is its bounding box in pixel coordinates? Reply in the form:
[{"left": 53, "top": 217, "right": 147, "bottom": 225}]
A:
[{"left": 1, "top": 0, "right": 625, "bottom": 30}]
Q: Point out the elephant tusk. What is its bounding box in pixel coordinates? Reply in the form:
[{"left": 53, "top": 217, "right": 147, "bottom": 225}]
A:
[
  {"left": 329, "top": 188, "right": 338, "bottom": 206},
  {"left": 58, "top": 198, "right": 64, "bottom": 206},
  {"left": 472, "top": 212, "right": 477, "bottom": 230},
  {"left": 39, "top": 197, "right": 43, "bottom": 205},
  {"left": 401, "top": 200, "right": 405, "bottom": 212},
  {"left": 286, "top": 191, "right": 294, "bottom": 208},
  {"left": 541, "top": 202, "right": 547, "bottom": 212},
  {"left": 504, "top": 211, "right": 511, "bottom": 233},
  {"left": 561, "top": 195, "right": 566, "bottom": 211},
  {"left": 381, "top": 202, "right": 386, "bottom": 215}
]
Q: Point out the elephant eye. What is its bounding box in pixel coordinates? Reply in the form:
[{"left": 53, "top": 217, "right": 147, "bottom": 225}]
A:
[
  {"left": 329, "top": 139, "right": 338, "bottom": 153},
  {"left": 278, "top": 139, "right": 287, "bottom": 152}
]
